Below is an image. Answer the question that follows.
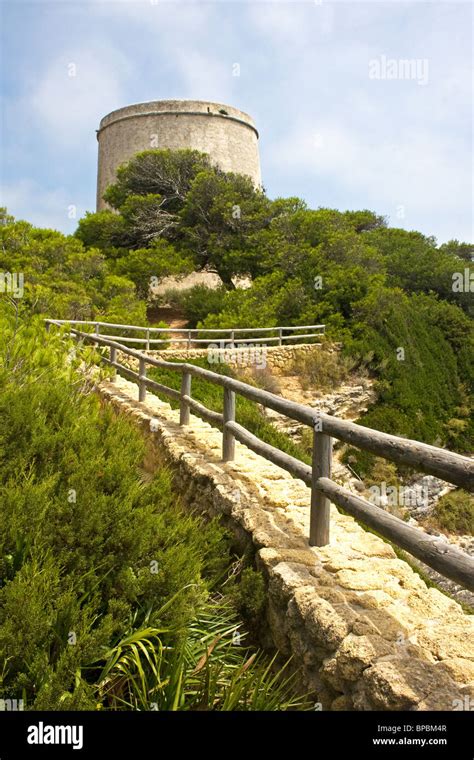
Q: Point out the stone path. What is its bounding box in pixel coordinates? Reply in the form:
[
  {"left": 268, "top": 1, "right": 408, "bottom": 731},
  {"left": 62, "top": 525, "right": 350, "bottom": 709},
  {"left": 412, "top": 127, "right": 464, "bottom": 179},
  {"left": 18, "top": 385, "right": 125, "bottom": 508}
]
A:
[
  {"left": 262, "top": 374, "right": 474, "bottom": 608},
  {"left": 97, "top": 373, "right": 474, "bottom": 711}
]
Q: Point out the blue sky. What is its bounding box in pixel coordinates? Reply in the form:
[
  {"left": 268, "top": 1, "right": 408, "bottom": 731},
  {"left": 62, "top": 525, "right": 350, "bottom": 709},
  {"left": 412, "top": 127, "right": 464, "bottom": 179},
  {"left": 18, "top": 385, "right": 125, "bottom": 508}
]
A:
[{"left": 1, "top": 0, "right": 472, "bottom": 243}]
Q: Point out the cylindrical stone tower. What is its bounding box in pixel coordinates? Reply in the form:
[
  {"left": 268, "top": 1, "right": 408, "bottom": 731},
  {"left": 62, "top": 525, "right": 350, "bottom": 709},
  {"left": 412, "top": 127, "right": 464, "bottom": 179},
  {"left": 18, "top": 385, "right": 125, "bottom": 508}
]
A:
[{"left": 96, "top": 99, "right": 261, "bottom": 210}]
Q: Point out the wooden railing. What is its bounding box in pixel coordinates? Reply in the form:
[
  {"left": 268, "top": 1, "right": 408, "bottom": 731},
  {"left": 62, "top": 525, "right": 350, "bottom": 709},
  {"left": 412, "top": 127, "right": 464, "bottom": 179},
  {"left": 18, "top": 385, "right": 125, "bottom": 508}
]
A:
[
  {"left": 45, "top": 320, "right": 474, "bottom": 592},
  {"left": 44, "top": 319, "right": 325, "bottom": 349}
]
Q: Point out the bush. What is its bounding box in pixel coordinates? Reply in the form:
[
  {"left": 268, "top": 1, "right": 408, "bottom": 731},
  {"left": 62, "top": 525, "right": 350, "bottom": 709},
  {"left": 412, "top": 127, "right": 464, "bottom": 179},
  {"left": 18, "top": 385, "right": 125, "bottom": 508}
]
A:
[
  {"left": 431, "top": 490, "right": 474, "bottom": 535},
  {"left": 289, "top": 346, "right": 356, "bottom": 391},
  {"left": 0, "top": 305, "right": 306, "bottom": 710},
  {"left": 0, "top": 308, "right": 225, "bottom": 706},
  {"left": 227, "top": 568, "right": 267, "bottom": 621},
  {"left": 162, "top": 285, "right": 228, "bottom": 328}
]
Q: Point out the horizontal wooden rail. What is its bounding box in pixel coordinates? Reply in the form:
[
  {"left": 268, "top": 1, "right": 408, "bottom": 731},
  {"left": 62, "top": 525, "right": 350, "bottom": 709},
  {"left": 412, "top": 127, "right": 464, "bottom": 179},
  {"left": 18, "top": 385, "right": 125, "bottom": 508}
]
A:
[
  {"left": 45, "top": 319, "right": 325, "bottom": 335},
  {"left": 226, "top": 421, "right": 312, "bottom": 482},
  {"left": 146, "top": 377, "right": 181, "bottom": 402},
  {"left": 97, "top": 334, "right": 324, "bottom": 347},
  {"left": 103, "top": 355, "right": 182, "bottom": 401},
  {"left": 318, "top": 478, "right": 474, "bottom": 591},
  {"left": 186, "top": 397, "right": 224, "bottom": 427},
  {"left": 45, "top": 321, "right": 474, "bottom": 592},
  {"left": 281, "top": 333, "right": 323, "bottom": 342},
  {"left": 45, "top": 319, "right": 325, "bottom": 349},
  {"left": 99, "top": 335, "right": 168, "bottom": 345}
]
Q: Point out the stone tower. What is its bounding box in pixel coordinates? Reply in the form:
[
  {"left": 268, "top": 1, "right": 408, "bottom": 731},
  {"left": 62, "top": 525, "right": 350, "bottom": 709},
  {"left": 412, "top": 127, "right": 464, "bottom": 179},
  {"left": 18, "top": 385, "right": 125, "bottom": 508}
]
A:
[{"left": 96, "top": 99, "right": 261, "bottom": 210}]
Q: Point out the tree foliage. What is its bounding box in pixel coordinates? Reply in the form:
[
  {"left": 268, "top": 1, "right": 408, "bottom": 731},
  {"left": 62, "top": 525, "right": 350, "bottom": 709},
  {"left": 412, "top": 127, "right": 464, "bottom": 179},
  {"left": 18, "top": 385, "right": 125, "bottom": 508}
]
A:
[
  {"left": 0, "top": 212, "right": 146, "bottom": 322},
  {"left": 3, "top": 144, "right": 473, "bottom": 460}
]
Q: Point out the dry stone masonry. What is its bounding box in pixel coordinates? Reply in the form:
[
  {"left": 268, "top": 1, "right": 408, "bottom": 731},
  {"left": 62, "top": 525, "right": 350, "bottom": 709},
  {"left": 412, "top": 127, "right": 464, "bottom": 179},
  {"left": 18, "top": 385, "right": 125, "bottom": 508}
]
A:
[
  {"left": 148, "top": 343, "right": 323, "bottom": 375},
  {"left": 97, "top": 374, "right": 474, "bottom": 711}
]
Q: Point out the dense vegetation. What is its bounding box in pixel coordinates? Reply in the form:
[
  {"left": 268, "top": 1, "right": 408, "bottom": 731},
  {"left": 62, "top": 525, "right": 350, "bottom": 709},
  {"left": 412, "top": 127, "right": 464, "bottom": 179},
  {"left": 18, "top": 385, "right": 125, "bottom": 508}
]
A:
[
  {"left": 0, "top": 305, "right": 305, "bottom": 710},
  {"left": 2, "top": 149, "right": 472, "bottom": 471},
  {"left": 1, "top": 145, "right": 472, "bottom": 710},
  {"left": 73, "top": 149, "right": 473, "bottom": 471}
]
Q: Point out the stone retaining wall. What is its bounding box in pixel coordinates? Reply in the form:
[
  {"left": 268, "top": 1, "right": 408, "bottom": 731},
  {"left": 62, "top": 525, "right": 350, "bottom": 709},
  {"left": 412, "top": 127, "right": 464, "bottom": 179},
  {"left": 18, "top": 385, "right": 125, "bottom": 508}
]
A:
[
  {"left": 97, "top": 374, "right": 474, "bottom": 711},
  {"left": 149, "top": 342, "right": 330, "bottom": 375}
]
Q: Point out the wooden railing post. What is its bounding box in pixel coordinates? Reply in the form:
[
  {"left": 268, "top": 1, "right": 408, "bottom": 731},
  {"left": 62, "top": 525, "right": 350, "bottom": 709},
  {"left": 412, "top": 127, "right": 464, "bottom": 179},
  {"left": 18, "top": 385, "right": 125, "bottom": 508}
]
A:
[
  {"left": 180, "top": 371, "right": 191, "bottom": 425},
  {"left": 146, "top": 329, "right": 150, "bottom": 351},
  {"left": 95, "top": 322, "right": 100, "bottom": 337},
  {"left": 310, "top": 431, "right": 332, "bottom": 546},
  {"left": 278, "top": 328, "right": 283, "bottom": 345},
  {"left": 138, "top": 357, "right": 147, "bottom": 402},
  {"left": 187, "top": 330, "right": 192, "bottom": 349},
  {"left": 223, "top": 388, "right": 236, "bottom": 461},
  {"left": 110, "top": 346, "right": 117, "bottom": 381}
]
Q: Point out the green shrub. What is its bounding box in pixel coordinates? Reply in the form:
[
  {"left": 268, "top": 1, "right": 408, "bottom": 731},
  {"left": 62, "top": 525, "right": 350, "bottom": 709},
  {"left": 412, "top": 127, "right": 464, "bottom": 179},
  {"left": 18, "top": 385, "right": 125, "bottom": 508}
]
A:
[
  {"left": 162, "top": 285, "right": 228, "bottom": 329},
  {"left": 431, "top": 490, "right": 474, "bottom": 535},
  {"left": 0, "top": 307, "right": 223, "bottom": 705},
  {"left": 0, "top": 305, "right": 306, "bottom": 710},
  {"left": 227, "top": 568, "right": 267, "bottom": 621},
  {"left": 289, "top": 346, "right": 356, "bottom": 391}
]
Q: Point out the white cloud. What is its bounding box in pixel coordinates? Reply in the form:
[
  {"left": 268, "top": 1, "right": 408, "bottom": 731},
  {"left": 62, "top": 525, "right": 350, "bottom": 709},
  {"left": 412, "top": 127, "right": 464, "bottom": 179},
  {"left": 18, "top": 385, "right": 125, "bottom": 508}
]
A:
[
  {"left": 168, "top": 48, "right": 233, "bottom": 101},
  {"left": 28, "top": 47, "right": 132, "bottom": 147},
  {"left": 1, "top": 0, "right": 470, "bottom": 242},
  {"left": 88, "top": 2, "right": 233, "bottom": 103},
  {"left": 266, "top": 118, "right": 472, "bottom": 239}
]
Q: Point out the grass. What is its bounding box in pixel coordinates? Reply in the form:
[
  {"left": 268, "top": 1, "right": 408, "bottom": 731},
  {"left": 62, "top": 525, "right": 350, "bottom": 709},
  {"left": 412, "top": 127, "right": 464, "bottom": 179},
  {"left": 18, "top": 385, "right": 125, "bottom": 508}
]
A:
[{"left": 89, "top": 597, "right": 309, "bottom": 711}]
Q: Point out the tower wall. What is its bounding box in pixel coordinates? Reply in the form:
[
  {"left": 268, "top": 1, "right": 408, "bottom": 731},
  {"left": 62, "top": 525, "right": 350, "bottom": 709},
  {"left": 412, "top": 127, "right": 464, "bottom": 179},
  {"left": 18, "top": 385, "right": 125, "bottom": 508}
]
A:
[{"left": 96, "top": 99, "right": 261, "bottom": 210}]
